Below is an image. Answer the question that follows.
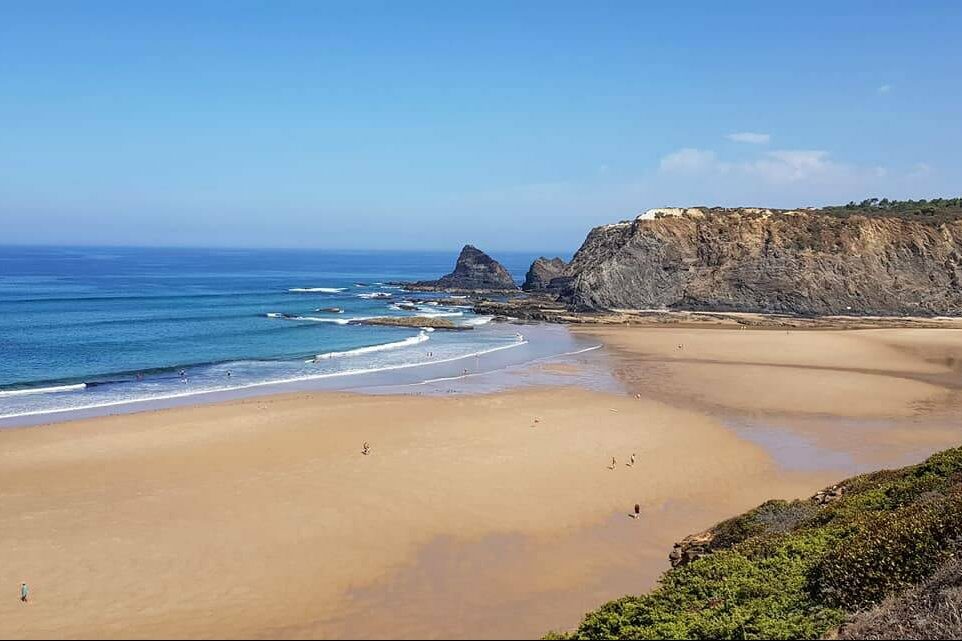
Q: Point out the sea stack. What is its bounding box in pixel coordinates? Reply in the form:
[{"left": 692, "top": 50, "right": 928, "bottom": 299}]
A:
[
  {"left": 522, "top": 256, "right": 569, "bottom": 292},
  {"left": 428, "top": 245, "right": 518, "bottom": 291}
]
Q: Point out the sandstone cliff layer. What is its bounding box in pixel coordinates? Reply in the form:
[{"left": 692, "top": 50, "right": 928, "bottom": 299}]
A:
[{"left": 557, "top": 207, "right": 962, "bottom": 316}]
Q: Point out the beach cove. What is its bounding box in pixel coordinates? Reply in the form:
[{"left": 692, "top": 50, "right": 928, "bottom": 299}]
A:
[{"left": 3, "top": 325, "right": 962, "bottom": 638}]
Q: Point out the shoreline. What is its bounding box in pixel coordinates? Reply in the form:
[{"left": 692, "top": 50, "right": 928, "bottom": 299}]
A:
[
  {"left": 7, "top": 309, "right": 962, "bottom": 430},
  {"left": 0, "top": 323, "right": 597, "bottom": 429},
  {"left": 3, "top": 322, "right": 962, "bottom": 638}
]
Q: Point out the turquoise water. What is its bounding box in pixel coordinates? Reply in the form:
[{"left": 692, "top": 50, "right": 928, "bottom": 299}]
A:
[{"left": 0, "top": 246, "right": 576, "bottom": 421}]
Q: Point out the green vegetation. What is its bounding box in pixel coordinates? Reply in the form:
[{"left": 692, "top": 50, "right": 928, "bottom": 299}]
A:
[
  {"left": 820, "top": 197, "right": 962, "bottom": 224},
  {"left": 549, "top": 446, "right": 962, "bottom": 640}
]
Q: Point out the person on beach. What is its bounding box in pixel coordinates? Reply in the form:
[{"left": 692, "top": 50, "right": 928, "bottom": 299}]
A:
[
  {"left": 361, "top": 442, "right": 371, "bottom": 455},
  {"left": 627, "top": 453, "right": 636, "bottom": 467},
  {"left": 19, "top": 582, "right": 28, "bottom": 603},
  {"left": 608, "top": 457, "right": 617, "bottom": 470},
  {"left": 629, "top": 504, "right": 641, "bottom": 519}
]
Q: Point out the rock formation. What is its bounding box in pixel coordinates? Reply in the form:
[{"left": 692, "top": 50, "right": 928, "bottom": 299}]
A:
[
  {"left": 522, "top": 256, "right": 569, "bottom": 292},
  {"left": 351, "top": 316, "right": 469, "bottom": 330},
  {"left": 413, "top": 245, "right": 518, "bottom": 291},
  {"left": 559, "top": 207, "right": 962, "bottom": 316}
]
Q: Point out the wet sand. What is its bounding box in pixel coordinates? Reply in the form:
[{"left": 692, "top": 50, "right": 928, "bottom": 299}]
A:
[
  {"left": 579, "top": 326, "right": 962, "bottom": 470},
  {"left": 3, "top": 326, "right": 962, "bottom": 638}
]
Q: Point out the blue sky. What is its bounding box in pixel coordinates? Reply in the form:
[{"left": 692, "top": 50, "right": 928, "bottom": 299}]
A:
[{"left": 1, "top": 1, "right": 960, "bottom": 251}]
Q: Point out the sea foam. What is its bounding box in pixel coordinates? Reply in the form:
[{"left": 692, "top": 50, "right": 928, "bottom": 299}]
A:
[
  {"left": 0, "top": 383, "right": 87, "bottom": 398},
  {"left": 311, "top": 331, "right": 429, "bottom": 361}
]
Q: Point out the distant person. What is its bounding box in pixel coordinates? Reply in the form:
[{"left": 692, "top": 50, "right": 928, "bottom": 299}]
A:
[
  {"left": 608, "top": 457, "right": 617, "bottom": 470},
  {"left": 627, "top": 453, "right": 636, "bottom": 467},
  {"left": 226, "top": 370, "right": 232, "bottom": 378},
  {"left": 361, "top": 442, "right": 371, "bottom": 456},
  {"left": 630, "top": 504, "right": 641, "bottom": 519},
  {"left": 19, "top": 582, "right": 28, "bottom": 603}
]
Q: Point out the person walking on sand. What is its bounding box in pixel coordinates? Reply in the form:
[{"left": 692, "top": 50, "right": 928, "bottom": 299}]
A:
[
  {"left": 608, "top": 456, "right": 617, "bottom": 470},
  {"left": 629, "top": 504, "right": 641, "bottom": 519},
  {"left": 19, "top": 582, "right": 28, "bottom": 603},
  {"left": 626, "top": 453, "right": 636, "bottom": 467},
  {"left": 361, "top": 442, "right": 371, "bottom": 455}
]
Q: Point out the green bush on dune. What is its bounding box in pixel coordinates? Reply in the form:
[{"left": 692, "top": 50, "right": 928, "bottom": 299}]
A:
[{"left": 550, "top": 446, "right": 962, "bottom": 640}]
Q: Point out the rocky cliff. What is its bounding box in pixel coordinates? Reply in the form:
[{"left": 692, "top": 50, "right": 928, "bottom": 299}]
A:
[
  {"left": 558, "top": 207, "right": 962, "bottom": 316},
  {"left": 415, "top": 245, "right": 518, "bottom": 291},
  {"left": 522, "top": 256, "right": 569, "bottom": 292}
]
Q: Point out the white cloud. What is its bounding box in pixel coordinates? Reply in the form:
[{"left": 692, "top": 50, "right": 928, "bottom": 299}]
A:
[
  {"left": 747, "top": 150, "right": 837, "bottom": 183},
  {"left": 659, "top": 148, "right": 718, "bottom": 173},
  {"left": 726, "top": 132, "right": 771, "bottom": 144},
  {"left": 877, "top": 84, "right": 893, "bottom": 94},
  {"left": 659, "top": 147, "right": 876, "bottom": 186}
]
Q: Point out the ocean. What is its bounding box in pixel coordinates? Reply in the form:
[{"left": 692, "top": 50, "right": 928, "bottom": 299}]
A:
[{"left": 0, "top": 246, "right": 591, "bottom": 424}]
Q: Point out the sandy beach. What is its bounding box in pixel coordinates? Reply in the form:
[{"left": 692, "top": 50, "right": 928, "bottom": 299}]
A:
[{"left": 3, "top": 325, "right": 962, "bottom": 638}]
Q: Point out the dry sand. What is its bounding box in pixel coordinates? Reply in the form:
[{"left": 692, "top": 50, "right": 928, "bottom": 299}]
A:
[{"left": 2, "top": 326, "right": 962, "bottom": 638}]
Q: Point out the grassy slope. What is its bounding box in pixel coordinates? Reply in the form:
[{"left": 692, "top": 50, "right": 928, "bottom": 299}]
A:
[{"left": 550, "top": 445, "right": 962, "bottom": 640}]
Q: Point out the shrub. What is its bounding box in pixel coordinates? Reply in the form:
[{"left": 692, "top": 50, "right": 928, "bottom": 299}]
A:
[
  {"left": 837, "top": 556, "right": 962, "bottom": 639},
  {"left": 811, "top": 492, "right": 962, "bottom": 610}
]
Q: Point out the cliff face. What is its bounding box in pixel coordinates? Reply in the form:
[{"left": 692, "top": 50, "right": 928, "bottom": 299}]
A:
[
  {"left": 522, "top": 256, "right": 568, "bottom": 292},
  {"left": 432, "top": 245, "right": 518, "bottom": 291},
  {"left": 560, "top": 208, "right": 962, "bottom": 316}
]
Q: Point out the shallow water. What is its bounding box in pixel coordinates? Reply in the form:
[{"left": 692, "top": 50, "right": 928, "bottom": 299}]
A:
[{"left": 0, "top": 245, "right": 579, "bottom": 424}]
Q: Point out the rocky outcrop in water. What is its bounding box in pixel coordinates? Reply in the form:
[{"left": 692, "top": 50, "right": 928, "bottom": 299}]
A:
[
  {"left": 351, "top": 316, "right": 469, "bottom": 330},
  {"left": 411, "top": 245, "right": 518, "bottom": 291},
  {"left": 522, "top": 257, "right": 569, "bottom": 292},
  {"left": 559, "top": 207, "right": 962, "bottom": 316}
]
